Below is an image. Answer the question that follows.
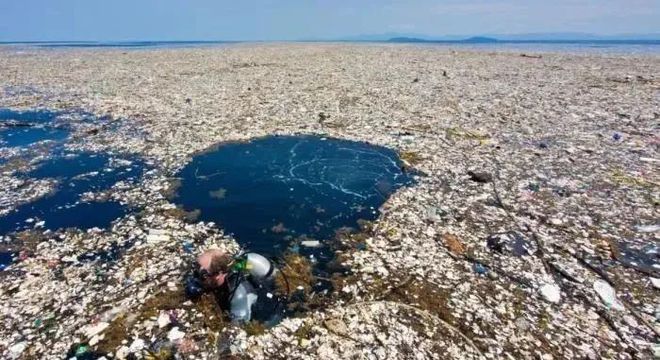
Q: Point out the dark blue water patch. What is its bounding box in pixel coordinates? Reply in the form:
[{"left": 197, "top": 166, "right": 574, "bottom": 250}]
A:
[
  {"left": 29, "top": 153, "right": 110, "bottom": 179},
  {"left": 176, "top": 135, "right": 415, "bottom": 264},
  {"left": 0, "top": 251, "right": 14, "bottom": 270},
  {"left": 0, "top": 109, "right": 70, "bottom": 148},
  {"left": 0, "top": 108, "right": 62, "bottom": 124},
  {"left": 0, "top": 153, "right": 145, "bottom": 234},
  {"left": 616, "top": 242, "right": 659, "bottom": 275},
  {"left": 18, "top": 41, "right": 236, "bottom": 50},
  {"left": 0, "top": 127, "right": 69, "bottom": 148},
  {"left": 0, "top": 108, "right": 111, "bottom": 128},
  {"left": 44, "top": 41, "right": 235, "bottom": 49}
]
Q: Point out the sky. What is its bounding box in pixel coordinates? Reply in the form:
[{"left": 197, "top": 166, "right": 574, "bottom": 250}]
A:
[{"left": 0, "top": 0, "right": 658, "bottom": 41}]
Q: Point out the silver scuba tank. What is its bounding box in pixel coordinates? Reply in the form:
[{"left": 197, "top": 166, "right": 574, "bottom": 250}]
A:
[
  {"left": 229, "top": 253, "right": 276, "bottom": 322},
  {"left": 245, "top": 253, "right": 277, "bottom": 280}
]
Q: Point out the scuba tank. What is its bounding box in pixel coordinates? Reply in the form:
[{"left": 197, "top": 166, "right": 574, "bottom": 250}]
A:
[
  {"left": 246, "top": 253, "right": 277, "bottom": 279},
  {"left": 228, "top": 253, "right": 277, "bottom": 322}
]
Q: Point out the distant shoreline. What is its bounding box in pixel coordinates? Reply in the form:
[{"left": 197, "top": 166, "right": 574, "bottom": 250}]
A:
[
  {"left": 0, "top": 40, "right": 239, "bottom": 48},
  {"left": 1, "top": 38, "right": 659, "bottom": 47},
  {"left": 1, "top": 39, "right": 658, "bottom": 56},
  {"left": 385, "top": 36, "right": 660, "bottom": 45}
]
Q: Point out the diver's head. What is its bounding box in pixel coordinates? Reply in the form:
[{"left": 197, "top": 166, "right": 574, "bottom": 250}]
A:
[
  {"left": 185, "top": 249, "right": 234, "bottom": 299},
  {"left": 196, "top": 249, "right": 232, "bottom": 288}
]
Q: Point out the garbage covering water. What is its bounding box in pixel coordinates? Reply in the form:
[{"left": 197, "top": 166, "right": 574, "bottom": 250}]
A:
[
  {"left": 0, "top": 108, "right": 147, "bottom": 270},
  {"left": 176, "top": 135, "right": 415, "bottom": 265},
  {"left": 1, "top": 46, "right": 659, "bottom": 359}
]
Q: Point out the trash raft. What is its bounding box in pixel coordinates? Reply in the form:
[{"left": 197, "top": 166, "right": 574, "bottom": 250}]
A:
[
  {"left": 0, "top": 108, "right": 147, "bottom": 269},
  {"left": 2, "top": 117, "right": 419, "bottom": 359},
  {"left": 174, "top": 135, "right": 416, "bottom": 322}
]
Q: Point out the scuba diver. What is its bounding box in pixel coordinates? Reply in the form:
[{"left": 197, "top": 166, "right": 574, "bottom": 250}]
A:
[{"left": 185, "top": 249, "right": 285, "bottom": 323}]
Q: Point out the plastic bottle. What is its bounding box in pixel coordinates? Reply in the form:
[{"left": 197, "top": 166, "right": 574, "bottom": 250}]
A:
[{"left": 230, "top": 281, "right": 258, "bottom": 321}]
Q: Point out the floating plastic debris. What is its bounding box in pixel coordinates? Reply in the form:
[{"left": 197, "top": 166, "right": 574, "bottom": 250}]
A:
[
  {"left": 593, "top": 280, "right": 624, "bottom": 311},
  {"left": 539, "top": 283, "right": 561, "bottom": 304},
  {"left": 635, "top": 224, "right": 660, "bottom": 233},
  {"left": 473, "top": 263, "right": 488, "bottom": 275}
]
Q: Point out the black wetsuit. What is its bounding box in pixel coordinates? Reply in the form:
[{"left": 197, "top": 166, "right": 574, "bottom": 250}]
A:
[{"left": 212, "top": 271, "right": 283, "bottom": 323}]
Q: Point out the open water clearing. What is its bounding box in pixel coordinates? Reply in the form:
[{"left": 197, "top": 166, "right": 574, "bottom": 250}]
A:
[{"left": 176, "top": 135, "right": 415, "bottom": 266}]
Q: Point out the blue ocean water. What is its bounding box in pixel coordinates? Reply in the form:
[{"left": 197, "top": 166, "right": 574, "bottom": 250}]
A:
[
  {"left": 0, "top": 108, "right": 149, "bottom": 272},
  {"left": 0, "top": 152, "right": 144, "bottom": 234},
  {"left": 0, "top": 251, "right": 14, "bottom": 270},
  {"left": 0, "top": 108, "right": 62, "bottom": 123},
  {"left": 0, "top": 41, "right": 233, "bottom": 50},
  {"left": 0, "top": 40, "right": 657, "bottom": 54},
  {"left": 176, "top": 135, "right": 415, "bottom": 263},
  {"left": 0, "top": 108, "right": 147, "bottom": 239},
  {"left": 0, "top": 109, "right": 70, "bottom": 147},
  {"left": 1, "top": 127, "right": 69, "bottom": 148}
]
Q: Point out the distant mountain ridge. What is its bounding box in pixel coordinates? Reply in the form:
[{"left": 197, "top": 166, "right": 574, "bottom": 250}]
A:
[{"left": 338, "top": 32, "right": 660, "bottom": 42}]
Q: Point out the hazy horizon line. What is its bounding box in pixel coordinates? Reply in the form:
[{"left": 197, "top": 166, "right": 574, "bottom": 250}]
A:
[{"left": 1, "top": 31, "right": 660, "bottom": 44}]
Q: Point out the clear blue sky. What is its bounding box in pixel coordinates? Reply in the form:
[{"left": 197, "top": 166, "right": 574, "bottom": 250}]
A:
[{"left": 0, "top": 0, "right": 658, "bottom": 41}]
